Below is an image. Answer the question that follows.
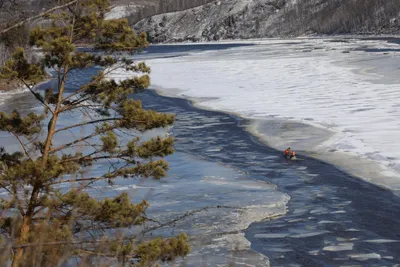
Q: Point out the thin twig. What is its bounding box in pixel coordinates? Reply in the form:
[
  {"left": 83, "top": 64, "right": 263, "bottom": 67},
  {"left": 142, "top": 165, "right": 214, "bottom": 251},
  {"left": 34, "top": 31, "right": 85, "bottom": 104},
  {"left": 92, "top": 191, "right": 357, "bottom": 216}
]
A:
[
  {"left": 1, "top": 0, "right": 79, "bottom": 35},
  {"left": 20, "top": 79, "right": 54, "bottom": 114},
  {"left": 54, "top": 118, "right": 118, "bottom": 134},
  {"left": 49, "top": 176, "right": 105, "bottom": 186},
  {"left": 10, "top": 131, "right": 33, "bottom": 161}
]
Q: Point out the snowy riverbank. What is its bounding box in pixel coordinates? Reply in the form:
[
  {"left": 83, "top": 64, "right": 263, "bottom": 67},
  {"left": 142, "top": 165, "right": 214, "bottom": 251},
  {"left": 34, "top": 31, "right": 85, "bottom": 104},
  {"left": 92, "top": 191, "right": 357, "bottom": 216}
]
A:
[{"left": 142, "top": 37, "right": 400, "bottom": 191}]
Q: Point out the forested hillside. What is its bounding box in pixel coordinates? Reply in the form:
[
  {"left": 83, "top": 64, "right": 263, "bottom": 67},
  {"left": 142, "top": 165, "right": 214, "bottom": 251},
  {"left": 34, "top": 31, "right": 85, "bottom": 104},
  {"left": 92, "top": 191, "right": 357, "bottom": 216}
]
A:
[
  {"left": 284, "top": 0, "right": 400, "bottom": 34},
  {"left": 123, "top": 0, "right": 215, "bottom": 24},
  {"left": 1, "top": 0, "right": 399, "bottom": 48},
  {"left": 134, "top": 0, "right": 400, "bottom": 42}
]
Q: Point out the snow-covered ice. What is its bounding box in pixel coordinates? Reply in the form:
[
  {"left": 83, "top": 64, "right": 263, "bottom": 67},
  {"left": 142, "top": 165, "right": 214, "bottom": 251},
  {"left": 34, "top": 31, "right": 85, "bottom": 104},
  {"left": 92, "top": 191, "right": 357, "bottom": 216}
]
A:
[
  {"left": 348, "top": 253, "right": 382, "bottom": 261},
  {"left": 144, "top": 38, "right": 400, "bottom": 190},
  {"left": 323, "top": 243, "right": 354, "bottom": 251},
  {"left": 365, "top": 239, "right": 399, "bottom": 243}
]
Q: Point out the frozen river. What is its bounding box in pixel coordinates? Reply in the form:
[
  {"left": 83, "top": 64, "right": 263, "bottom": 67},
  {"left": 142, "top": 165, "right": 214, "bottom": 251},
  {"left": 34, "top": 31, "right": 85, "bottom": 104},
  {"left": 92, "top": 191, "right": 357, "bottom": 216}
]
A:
[
  {"left": 146, "top": 38, "right": 400, "bottom": 190},
  {"left": 1, "top": 38, "right": 400, "bottom": 266}
]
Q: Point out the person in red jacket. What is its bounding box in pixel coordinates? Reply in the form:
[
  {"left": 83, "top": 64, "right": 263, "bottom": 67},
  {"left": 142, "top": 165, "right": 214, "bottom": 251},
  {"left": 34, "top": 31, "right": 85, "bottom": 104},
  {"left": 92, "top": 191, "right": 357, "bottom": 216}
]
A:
[
  {"left": 290, "top": 150, "right": 296, "bottom": 159},
  {"left": 284, "top": 147, "right": 290, "bottom": 158}
]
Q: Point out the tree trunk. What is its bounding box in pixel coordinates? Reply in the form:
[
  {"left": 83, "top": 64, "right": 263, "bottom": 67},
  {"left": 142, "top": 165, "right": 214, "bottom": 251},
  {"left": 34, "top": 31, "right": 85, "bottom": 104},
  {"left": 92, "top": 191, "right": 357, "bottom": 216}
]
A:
[
  {"left": 12, "top": 67, "right": 68, "bottom": 267},
  {"left": 12, "top": 216, "right": 31, "bottom": 267},
  {"left": 42, "top": 67, "right": 68, "bottom": 164}
]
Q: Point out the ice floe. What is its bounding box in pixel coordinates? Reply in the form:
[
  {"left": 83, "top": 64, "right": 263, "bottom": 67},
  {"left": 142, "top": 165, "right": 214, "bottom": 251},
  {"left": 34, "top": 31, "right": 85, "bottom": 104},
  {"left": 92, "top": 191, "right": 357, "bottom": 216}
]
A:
[{"left": 323, "top": 243, "right": 354, "bottom": 251}]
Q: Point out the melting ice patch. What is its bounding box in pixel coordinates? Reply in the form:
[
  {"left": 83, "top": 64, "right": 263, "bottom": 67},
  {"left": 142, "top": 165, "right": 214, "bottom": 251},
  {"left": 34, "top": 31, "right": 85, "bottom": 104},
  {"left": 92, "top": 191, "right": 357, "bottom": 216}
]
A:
[
  {"left": 84, "top": 152, "right": 289, "bottom": 266},
  {"left": 348, "top": 253, "right": 382, "bottom": 261},
  {"left": 365, "top": 239, "right": 399, "bottom": 243},
  {"left": 323, "top": 243, "right": 354, "bottom": 251},
  {"left": 143, "top": 38, "right": 400, "bottom": 189}
]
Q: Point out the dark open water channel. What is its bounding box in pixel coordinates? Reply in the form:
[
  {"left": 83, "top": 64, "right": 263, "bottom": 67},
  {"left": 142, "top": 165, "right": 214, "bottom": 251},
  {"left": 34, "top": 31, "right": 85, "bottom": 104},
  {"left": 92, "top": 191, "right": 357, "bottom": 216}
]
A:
[{"left": 136, "top": 89, "right": 400, "bottom": 267}]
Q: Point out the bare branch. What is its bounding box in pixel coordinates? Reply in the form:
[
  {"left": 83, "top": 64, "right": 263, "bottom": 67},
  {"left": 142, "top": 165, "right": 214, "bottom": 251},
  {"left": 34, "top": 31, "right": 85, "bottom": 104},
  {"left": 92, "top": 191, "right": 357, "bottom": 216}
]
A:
[
  {"left": 20, "top": 79, "right": 54, "bottom": 115},
  {"left": 54, "top": 118, "right": 119, "bottom": 134},
  {"left": 10, "top": 131, "right": 33, "bottom": 161},
  {"left": 50, "top": 126, "right": 115, "bottom": 154},
  {"left": 0, "top": 0, "right": 79, "bottom": 35},
  {"left": 49, "top": 176, "right": 105, "bottom": 186},
  {"left": 0, "top": 182, "right": 13, "bottom": 196},
  {"left": 60, "top": 63, "right": 127, "bottom": 108},
  {"left": 141, "top": 205, "right": 238, "bottom": 235}
]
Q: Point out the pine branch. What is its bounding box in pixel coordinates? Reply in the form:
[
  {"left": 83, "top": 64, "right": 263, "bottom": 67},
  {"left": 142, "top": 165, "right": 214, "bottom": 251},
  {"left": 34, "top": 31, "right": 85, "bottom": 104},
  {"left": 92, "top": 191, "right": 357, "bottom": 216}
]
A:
[
  {"left": 62, "top": 104, "right": 104, "bottom": 113},
  {"left": 20, "top": 79, "right": 54, "bottom": 115},
  {"left": 0, "top": 182, "right": 13, "bottom": 196},
  {"left": 50, "top": 126, "right": 115, "bottom": 154},
  {"left": 6, "top": 206, "right": 237, "bottom": 262},
  {"left": 61, "top": 97, "right": 93, "bottom": 112},
  {"left": 49, "top": 159, "right": 133, "bottom": 187},
  {"left": 54, "top": 118, "right": 119, "bottom": 134},
  {"left": 60, "top": 150, "right": 100, "bottom": 164},
  {"left": 60, "top": 154, "right": 129, "bottom": 164},
  {"left": 60, "top": 64, "right": 124, "bottom": 108},
  {"left": 10, "top": 131, "right": 33, "bottom": 161},
  {"left": 0, "top": 0, "right": 79, "bottom": 35},
  {"left": 49, "top": 176, "right": 106, "bottom": 185}
]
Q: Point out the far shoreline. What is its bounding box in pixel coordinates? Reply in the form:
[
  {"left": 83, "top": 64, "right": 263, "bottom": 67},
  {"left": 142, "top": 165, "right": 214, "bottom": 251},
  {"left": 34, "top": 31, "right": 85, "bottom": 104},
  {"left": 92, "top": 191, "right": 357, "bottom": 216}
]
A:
[{"left": 144, "top": 34, "right": 400, "bottom": 46}]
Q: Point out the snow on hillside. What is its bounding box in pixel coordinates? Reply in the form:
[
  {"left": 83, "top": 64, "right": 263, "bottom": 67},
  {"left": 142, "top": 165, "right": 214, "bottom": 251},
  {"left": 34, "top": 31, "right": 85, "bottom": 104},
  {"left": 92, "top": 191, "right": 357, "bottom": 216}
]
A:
[{"left": 105, "top": 5, "right": 139, "bottom": 20}]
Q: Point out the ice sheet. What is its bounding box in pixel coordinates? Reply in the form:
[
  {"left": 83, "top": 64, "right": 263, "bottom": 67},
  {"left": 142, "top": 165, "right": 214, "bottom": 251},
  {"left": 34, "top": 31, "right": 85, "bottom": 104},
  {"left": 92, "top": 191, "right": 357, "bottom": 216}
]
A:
[{"left": 143, "top": 38, "right": 400, "bottom": 189}]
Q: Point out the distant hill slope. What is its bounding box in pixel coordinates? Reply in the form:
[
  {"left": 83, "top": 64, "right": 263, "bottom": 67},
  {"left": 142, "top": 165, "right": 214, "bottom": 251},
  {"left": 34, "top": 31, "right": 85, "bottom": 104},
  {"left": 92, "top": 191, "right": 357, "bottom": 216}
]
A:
[
  {"left": 114, "top": 0, "right": 215, "bottom": 24},
  {"left": 134, "top": 0, "right": 400, "bottom": 43},
  {"left": 1, "top": 0, "right": 399, "bottom": 45}
]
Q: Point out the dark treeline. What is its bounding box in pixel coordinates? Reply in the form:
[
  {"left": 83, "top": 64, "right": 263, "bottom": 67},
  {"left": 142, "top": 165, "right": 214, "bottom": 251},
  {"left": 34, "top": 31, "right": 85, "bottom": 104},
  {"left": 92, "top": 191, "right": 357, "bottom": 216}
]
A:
[
  {"left": 283, "top": 0, "right": 400, "bottom": 34},
  {"left": 0, "top": 0, "right": 61, "bottom": 65},
  {"left": 0, "top": 0, "right": 33, "bottom": 66},
  {"left": 127, "top": 0, "right": 214, "bottom": 25}
]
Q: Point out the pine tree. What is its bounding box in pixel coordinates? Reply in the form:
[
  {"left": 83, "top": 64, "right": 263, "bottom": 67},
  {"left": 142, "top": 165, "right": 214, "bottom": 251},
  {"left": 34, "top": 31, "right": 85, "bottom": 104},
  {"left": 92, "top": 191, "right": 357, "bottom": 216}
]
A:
[{"left": 0, "top": 0, "right": 189, "bottom": 266}]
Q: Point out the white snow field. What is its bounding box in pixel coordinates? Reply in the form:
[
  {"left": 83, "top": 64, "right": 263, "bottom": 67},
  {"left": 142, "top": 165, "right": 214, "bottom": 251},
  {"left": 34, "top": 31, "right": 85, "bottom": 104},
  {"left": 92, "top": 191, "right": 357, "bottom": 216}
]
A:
[{"left": 144, "top": 38, "right": 400, "bottom": 190}]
